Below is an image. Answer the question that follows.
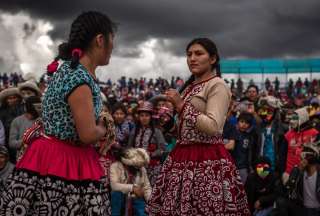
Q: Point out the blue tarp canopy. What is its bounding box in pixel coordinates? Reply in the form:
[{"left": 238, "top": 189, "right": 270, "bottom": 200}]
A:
[{"left": 220, "top": 58, "right": 320, "bottom": 74}]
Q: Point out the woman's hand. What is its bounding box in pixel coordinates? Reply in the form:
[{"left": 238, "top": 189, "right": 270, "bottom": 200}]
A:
[
  {"left": 165, "top": 89, "right": 184, "bottom": 113},
  {"left": 132, "top": 185, "right": 144, "bottom": 198}
]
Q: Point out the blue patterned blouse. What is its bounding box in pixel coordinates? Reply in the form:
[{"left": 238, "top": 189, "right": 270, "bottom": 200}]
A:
[{"left": 42, "top": 61, "right": 102, "bottom": 141}]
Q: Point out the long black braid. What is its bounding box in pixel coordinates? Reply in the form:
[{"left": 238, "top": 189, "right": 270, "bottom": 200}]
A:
[
  {"left": 179, "top": 75, "right": 195, "bottom": 94},
  {"left": 47, "top": 11, "right": 117, "bottom": 74}
]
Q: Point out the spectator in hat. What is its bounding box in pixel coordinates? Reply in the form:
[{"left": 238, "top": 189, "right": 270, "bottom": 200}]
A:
[
  {"left": 153, "top": 105, "right": 176, "bottom": 162},
  {"left": 149, "top": 95, "right": 176, "bottom": 160},
  {"left": 149, "top": 95, "right": 167, "bottom": 112},
  {"left": 256, "top": 96, "right": 287, "bottom": 176},
  {"left": 128, "top": 101, "right": 166, "bottom": 186},
  {"left": 0, "top": 87, "right": 24, "bottom": 145},
  {"left": 0, "top": 146, "right": 14, "bottom": 192},
  {"left": 283, "top": 106, "right": 319, "bottom": 184},
  {"left": 9, "top": 96, "right": 42, "bottom": 163},
  {"left": 18, "top": 80, "right": 42, "bottom": 99},
  {"left": 273, "top": 142, "right": 320, "bottom": 216}
]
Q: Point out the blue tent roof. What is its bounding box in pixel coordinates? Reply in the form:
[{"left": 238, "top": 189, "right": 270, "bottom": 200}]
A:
[{"left": 220, "top": 58, "right": 320, "bottom": 74}]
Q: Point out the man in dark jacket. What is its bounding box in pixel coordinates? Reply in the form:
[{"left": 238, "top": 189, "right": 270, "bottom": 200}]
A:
[
  {"left": 0, "top": 88, "right": 24, "bottom": 164},
  {"left": 272, "top": 142, "right": 320, "bottom": 216},
  {"left": 289, "top": 142, "right": 320, "bottom": 216},
  {"left": 256, "top": 96, "right": 288, "bottom": 177}
]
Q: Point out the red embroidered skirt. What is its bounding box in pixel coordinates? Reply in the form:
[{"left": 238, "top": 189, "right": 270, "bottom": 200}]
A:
[{"left": 146, "top": 141, "right": 251, "bottom": 216}]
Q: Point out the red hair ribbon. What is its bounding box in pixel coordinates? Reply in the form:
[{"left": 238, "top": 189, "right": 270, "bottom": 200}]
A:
[
  {"left": 47, "top": 60, "right": 59, "bottom": 75},
  {"left": 71, "top": 48, "right": 83, "bottom": 58}
]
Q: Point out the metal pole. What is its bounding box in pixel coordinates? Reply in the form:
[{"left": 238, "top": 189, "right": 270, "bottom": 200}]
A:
[{"left": 261, "top": 67, "right": 264, "bottom": 90}]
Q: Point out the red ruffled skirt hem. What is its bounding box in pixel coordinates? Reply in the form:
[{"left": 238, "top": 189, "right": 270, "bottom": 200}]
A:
[{"left": 16, "top": 136, "right": 104, "bottom": 181}]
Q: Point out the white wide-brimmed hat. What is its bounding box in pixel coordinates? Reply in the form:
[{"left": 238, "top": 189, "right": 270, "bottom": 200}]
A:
[
  {"left": 18, "top": 81, "right": 41, "bottom": 96},
  {"left": 121, "top": 148, "right": 150, "bottom": 168},
  {"left": 0, "top": 87, "right": 22, "bottom": 103}
]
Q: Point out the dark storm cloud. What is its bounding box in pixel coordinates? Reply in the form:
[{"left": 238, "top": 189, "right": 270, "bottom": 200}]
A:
[{"left": 1, "top": 0, "right": 319, "bottom": 58}]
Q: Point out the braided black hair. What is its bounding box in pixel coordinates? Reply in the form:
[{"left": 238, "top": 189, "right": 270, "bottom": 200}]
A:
[
  {"left": 179, "top": 38, "right": 220, "bottom": 94},
  {"left": 47, "top": 11, "right": 117, "bottom": 74},
  {"left": 179, "top": 75, "right": 195, "bottom": 94}
]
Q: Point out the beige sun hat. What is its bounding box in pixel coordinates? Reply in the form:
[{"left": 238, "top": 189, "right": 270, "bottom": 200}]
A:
[
  {"left": 121, "top": 148, "right": 150, "bottom": 168},
  {"left": 0, "top": 87, "right": 22, "bottom": 104},
  {"left": 137, "top": 101, "right": 154, "bottom": 113},
  {"left": 18, "top": 81, "right": 41, "bottom": 96},
  {"left": 258, "top": 95, "right": 283, "bottom": 109}
]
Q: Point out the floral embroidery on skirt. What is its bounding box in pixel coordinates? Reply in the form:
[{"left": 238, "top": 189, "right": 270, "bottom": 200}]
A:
[
  {"left": 0, "top": 169, "right": 111, "bottom": 216},
  {"left": 146, "top": 145, "right": 251, "bottom": 216}
]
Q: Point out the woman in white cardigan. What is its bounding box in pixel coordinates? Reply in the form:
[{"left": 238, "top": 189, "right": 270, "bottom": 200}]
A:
[{"left": 110, "top": 147, "right": 152, "bottom": 216}]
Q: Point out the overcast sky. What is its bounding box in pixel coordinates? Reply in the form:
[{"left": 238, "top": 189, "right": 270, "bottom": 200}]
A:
[{"left": 0, "top": 0, "right": 319, "bottom": 81}]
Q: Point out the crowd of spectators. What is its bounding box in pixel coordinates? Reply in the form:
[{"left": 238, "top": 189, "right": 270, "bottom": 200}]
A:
[{"left": 0, "top": 73, "right": 319, "bottom": 216}]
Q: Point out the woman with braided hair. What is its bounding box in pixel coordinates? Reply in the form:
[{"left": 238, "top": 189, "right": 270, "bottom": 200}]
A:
[
  {"left": 146, "top": 38, "right": 250, "bottom": 215},
  {"left": 0, "top": 11, "right": 116, "bottom": 216}
]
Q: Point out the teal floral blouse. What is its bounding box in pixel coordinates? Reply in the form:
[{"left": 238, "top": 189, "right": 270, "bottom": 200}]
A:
[{"left": 42, "top": 61, "right": 102, "bottom": 141}]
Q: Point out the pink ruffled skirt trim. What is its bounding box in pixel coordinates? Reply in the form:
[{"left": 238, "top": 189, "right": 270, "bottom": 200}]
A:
[{"left": 16, "top": 136, "right": 104, "bottom": 181}]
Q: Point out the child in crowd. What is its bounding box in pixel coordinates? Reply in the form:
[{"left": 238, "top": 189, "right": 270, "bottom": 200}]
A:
[
  {"left": 110, "top": 148, "right": 151, "bottom": 216},
  {"left": 112, "top": 102, "right": 135, "bottom": 148},
  {"left": 9, "top": 96, "right": 42, "bottom": 162},
  {"left": 128, "top": 102, "right": 166, "bottom": 186},
  {"left": 232, "top": 111, "right": 257, "bottom": 184}
]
